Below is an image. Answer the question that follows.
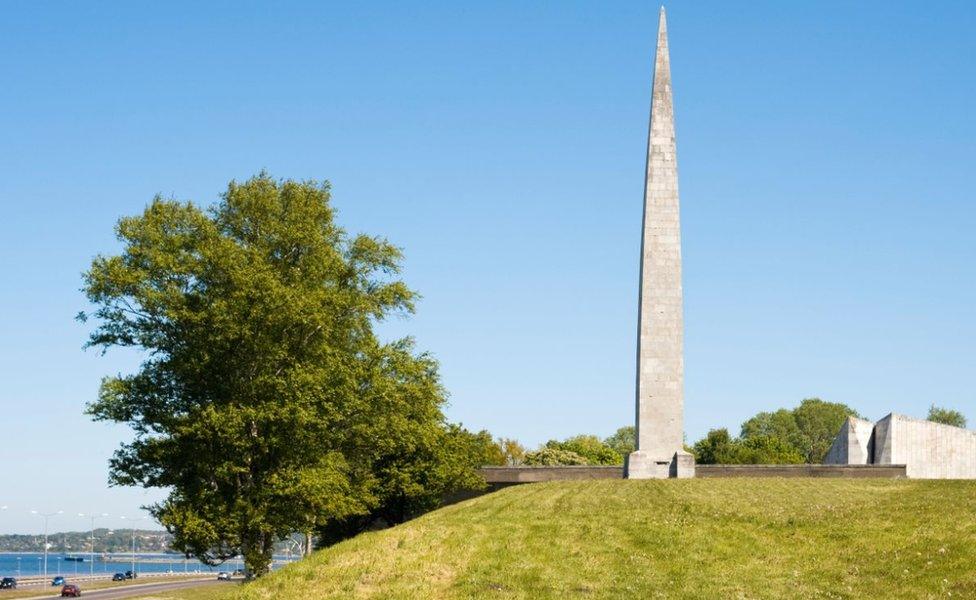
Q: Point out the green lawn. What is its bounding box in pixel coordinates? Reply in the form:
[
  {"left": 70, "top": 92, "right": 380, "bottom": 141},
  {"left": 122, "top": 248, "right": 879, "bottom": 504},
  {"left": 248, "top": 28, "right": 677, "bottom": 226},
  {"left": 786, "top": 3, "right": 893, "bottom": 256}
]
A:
[
  {"left": 162, "top": 479, "right": 976, "bottom": 599},
  {"left": 131, "top": 583, "right": 234, "bottom": 600}
]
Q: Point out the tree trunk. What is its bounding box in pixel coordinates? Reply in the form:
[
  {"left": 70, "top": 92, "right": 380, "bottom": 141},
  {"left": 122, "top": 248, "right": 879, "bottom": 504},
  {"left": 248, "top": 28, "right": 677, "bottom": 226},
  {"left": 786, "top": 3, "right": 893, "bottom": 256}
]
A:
[{"left": 242, "top": 529, "right": 274, "bottom": 578}]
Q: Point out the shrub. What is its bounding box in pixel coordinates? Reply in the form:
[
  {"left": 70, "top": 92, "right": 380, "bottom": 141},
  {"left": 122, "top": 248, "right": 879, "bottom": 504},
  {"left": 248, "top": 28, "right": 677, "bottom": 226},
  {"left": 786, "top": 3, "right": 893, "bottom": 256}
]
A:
[
  {"left": 523, "top": 448, "right": 589, "bottom": 466},
  {"left": 692, "top": 429, "right": 803, "bottom": 465},
  {"left": 544, "top": 435, "right": 621, "bottom": 465},
  {"left": 927, "top": 405, "right": 967, "bottom": 428}
]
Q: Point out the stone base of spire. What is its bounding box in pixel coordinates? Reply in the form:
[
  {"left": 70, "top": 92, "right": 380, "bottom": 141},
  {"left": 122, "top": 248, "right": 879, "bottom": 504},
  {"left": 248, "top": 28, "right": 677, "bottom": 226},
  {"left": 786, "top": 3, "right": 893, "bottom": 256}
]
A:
[{"left": 625, "top": 450, "right": 696, "bottom": 479}]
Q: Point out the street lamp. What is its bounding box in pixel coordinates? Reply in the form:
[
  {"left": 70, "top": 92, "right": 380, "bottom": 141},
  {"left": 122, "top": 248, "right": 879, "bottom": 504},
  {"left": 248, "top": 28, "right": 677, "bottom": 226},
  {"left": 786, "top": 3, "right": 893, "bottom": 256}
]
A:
[
  {"left": 30, "top": 509, "right": 62, "bottom": 577},
  {"left": 119, "top": 516, "right": 148, "bottom": 576},
  {"left": 79, "top": 512, "right": 109, "bottom": 578}
]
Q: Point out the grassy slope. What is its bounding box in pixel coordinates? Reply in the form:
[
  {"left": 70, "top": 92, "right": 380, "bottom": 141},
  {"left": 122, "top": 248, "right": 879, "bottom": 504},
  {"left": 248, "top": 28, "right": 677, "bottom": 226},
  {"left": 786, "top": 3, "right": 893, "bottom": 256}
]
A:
[{"left": 172, "top": 480, "right": 976, "bottom": 599}]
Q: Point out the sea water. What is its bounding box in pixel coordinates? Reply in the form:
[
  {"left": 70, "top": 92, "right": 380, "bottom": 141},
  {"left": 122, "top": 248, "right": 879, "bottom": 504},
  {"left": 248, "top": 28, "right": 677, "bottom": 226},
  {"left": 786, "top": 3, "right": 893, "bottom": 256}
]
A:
[{"left": 0, "top": 552, "right": 290, "bottom": 578}]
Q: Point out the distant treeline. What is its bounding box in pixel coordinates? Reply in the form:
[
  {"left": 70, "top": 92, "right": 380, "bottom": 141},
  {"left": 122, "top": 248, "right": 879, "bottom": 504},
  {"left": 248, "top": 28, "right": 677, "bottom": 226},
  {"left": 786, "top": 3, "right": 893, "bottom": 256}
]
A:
[
  {"left": 0, "top": 528, "right": 171, "bottom": 553},
  {"left": 0, "top": 529, "right": 304, "bottom": 555}
]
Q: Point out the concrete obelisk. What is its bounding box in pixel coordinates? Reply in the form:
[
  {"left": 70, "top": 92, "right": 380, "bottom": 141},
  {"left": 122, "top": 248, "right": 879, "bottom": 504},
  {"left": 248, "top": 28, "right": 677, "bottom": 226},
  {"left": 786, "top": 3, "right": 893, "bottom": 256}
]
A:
[{"left": 625, "top": 7, "right": 694, "bottom": 479}]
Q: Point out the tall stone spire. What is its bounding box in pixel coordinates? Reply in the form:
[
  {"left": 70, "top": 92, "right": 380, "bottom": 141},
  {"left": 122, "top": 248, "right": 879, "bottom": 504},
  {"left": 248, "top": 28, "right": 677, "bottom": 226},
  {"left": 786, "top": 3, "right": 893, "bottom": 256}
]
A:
[{"left": 626, "top": 7, "right": 694, "bottom": 479}]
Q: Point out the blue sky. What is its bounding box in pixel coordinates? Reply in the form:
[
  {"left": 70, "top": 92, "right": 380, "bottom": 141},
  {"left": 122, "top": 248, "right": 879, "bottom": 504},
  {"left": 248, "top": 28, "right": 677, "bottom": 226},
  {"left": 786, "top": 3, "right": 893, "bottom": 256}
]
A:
[{"left": 0, "top": 1, "right": 973, "bottom": 533}]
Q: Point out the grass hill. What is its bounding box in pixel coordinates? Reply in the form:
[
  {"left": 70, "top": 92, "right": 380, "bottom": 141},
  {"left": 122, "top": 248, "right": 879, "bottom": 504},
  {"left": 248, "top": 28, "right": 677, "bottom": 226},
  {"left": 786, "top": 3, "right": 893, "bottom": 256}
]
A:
[{"left": 178, "top": 479, "right": 976, "bottom": 599}]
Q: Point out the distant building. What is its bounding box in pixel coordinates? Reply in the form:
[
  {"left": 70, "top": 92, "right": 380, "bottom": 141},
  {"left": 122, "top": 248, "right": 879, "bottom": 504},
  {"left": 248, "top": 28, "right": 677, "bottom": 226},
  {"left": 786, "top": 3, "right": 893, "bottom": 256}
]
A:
[{"left": 825, "top": 413, "right": 976, "bottom": 478}]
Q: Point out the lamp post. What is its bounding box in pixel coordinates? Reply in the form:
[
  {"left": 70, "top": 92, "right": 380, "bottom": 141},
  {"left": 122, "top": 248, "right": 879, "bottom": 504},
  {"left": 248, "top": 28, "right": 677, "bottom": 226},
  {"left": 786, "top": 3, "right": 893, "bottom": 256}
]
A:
[
  {"left": 79, "top": 512, "right": 108, "bottom": 578},
  {"left": 105, "top": 531, "right": 114, "bottom": 573},
  {"left": 30, "top": 509, "right": 62, "bottom": 577},
  {"left": 119, "top": 516, "right": 148, "bottom": 576}
]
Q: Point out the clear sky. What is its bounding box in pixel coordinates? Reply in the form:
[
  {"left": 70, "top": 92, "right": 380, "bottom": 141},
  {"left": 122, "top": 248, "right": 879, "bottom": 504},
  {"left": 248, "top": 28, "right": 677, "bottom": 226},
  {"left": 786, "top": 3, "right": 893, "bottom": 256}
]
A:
[{"left": 1, "top": 1, "right": 973, "bottom": 534}]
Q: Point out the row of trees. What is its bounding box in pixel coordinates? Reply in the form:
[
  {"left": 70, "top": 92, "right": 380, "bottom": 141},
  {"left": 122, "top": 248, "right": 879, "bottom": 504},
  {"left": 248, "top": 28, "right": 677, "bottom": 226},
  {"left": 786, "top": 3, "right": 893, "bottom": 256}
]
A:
[
  {"left": 695, "top": 401, "right": 968, "bottom": 464},
  {"left": 504, "top": 400, "right": 969, "bottom": 468},
  {"left": 495, "top": 399, "right": 856, "bottom": 467},
  {"left": 490, "top": 428, "right": 635, "bottom": 467}
]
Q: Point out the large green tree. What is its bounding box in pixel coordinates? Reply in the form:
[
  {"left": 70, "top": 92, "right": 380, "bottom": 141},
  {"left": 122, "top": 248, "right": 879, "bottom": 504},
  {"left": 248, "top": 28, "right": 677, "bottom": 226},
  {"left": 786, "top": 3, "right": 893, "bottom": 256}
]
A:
[
  {"left": 740, "top": 398, "right": 860, "bottom": 463},
  {"left": 81, "top": 174, "right": 477, "bottom": 576}
]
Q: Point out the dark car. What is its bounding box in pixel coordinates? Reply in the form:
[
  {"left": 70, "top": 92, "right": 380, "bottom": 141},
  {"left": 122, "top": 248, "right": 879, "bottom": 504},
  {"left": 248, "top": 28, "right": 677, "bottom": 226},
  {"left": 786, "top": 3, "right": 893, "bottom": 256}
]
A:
[
  {"left": 0, "top": 577, "right": 16, "bottom": 589},
  {"left": 61, "top": 584, "right": 82, "bottom": 597},
  {"left": 124, "top": 570, "right": 137, "bottom": 579},
  {"left": 112, "top": 573, "right": 126, "bottom": 581},
  {"left": 53, "top": 576, "right": 66, "bottom": 586}
]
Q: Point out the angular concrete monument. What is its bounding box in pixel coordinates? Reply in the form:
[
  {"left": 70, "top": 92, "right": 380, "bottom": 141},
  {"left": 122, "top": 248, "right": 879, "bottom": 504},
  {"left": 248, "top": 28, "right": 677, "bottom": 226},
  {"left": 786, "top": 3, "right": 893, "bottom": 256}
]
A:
[
  {"left": 824, "top": 416, "right": 876, "bottom": 465},
  {"left": 826, "top": 413, "right": 976, "bottom": 479},
  {"left": 626, "top": 8, "right": 694, "bottom": 479}
]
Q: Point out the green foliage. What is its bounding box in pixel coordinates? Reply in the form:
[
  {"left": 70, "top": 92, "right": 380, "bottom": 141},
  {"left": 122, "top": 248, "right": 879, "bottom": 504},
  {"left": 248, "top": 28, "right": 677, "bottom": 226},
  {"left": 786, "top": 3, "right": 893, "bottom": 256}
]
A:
[
  {"left": 927, "top": 405, "right": 967, "bottom": 428},
  {"left": 467, "top": 429, "right": 508, "bottom": 467},
  {"left": 604, "top": 426, "right": 635, "bottom": 460},
  {"left": 544, "top": 435, "right": 621, "bottom": 465},
  {"left": 692, "top": 429, "right": 803, "bottom": 465},
  {"left": 81, "top": 174, "right": 480, "bottom": 576},
  {"left": 498, "top": 438, "right": 527, "bottom": 466},
  {"left": 739, "top": 408, "right": 799, "bottom": 447},
  {"left": 736, "top": 435, "right": 805, "bottom": 464},
  {"left": 692, "top": 429, "right": 736, "bottom": 464},
  {"left": 740, "top": 398, "right": 861, "bottom": 463},
  {"left": 522, "top": 448, "right": 589, "bottom": 466}
]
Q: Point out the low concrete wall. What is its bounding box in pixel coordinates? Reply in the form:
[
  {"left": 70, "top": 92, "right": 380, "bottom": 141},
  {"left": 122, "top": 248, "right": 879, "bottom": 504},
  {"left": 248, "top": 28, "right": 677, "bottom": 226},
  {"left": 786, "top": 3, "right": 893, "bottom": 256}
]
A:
[
  {"left": 480, "top": 466, "right": 623, "bottom": 483},
  {"left": 695, "top": 464, "right": 906, "bottom": 478},
  {"left": 479, "top": 464, "right": 905, "bottom": 483}
]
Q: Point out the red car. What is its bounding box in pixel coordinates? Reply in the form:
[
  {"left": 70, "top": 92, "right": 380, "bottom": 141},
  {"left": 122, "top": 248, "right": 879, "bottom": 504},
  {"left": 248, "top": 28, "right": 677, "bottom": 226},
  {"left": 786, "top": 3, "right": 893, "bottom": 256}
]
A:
[{"left": 61, "top": 584, "right": 82, "bottom": 597}]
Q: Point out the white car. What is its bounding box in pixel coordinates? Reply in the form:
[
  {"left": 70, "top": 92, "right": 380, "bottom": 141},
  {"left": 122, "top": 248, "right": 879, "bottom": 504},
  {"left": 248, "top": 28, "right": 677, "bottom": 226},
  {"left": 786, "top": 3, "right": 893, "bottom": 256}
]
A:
[{"left": 217, "top": 572, "right": 231, "bottom": 581}]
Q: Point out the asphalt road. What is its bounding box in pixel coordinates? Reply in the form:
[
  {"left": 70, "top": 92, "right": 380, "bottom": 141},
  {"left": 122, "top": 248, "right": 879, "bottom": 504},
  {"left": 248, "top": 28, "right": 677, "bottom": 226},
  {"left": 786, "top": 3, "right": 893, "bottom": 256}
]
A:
[{"left": 28, "top": 578, "right": 223, "bottom": 599}]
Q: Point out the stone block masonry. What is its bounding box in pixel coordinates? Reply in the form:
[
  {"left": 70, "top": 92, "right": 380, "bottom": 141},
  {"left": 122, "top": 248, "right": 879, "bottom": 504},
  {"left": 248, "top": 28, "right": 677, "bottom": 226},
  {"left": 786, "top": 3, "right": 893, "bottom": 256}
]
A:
[{"left": 626, "top": 6, "right": 694, "bottom": 479}]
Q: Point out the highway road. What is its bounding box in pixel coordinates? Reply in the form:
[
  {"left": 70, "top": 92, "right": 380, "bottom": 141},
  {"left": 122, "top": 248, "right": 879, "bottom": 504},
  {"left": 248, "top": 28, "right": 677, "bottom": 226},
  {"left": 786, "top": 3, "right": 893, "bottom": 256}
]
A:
[{"left": 24, "top": 578, "right": 225, "bottom": 599}]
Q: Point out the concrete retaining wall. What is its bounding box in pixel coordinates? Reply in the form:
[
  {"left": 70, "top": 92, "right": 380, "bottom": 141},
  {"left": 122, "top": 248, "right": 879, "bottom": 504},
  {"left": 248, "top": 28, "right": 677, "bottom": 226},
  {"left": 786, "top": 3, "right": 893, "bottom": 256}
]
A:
[
  {"left": 478, "top": 464, "right": 905, "bottom": 483},
  {"left": 695, "top": 464, "right": 905, "bottom": 478},
  {"left": 480, "top": 466, "right": 623, "bottom": 483}
]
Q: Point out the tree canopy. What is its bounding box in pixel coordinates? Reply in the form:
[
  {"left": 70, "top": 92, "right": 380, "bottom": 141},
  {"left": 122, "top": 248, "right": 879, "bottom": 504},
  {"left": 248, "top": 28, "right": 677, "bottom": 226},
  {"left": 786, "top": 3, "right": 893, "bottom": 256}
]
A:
[
  {"left": 927, "top": 405, "right": 967, "bottom": 429},
  {"left": 692, "top": 429, "right": 804, "bottom": 465},
  {"left": 543, "top": 435, "right": 620, "bottom": 465},
  {"left": 523, "top": 447, "right": 589, "bottom": 466},
  {"left": 740, "top": 398, "right": 860, "bottom": 463},
  {"left": 81, "top": 174, "right": 485, "bottom": 576},
  {"left": 604, "top": 426, "right": 636, "bottom": 461}
]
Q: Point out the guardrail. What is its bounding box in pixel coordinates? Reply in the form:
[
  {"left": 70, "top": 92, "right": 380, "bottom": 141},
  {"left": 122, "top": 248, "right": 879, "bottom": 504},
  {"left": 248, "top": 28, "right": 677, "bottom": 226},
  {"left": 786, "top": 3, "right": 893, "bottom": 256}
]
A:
[{"left": 5, "top": 571, "right": 211, "bottom": 588}]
